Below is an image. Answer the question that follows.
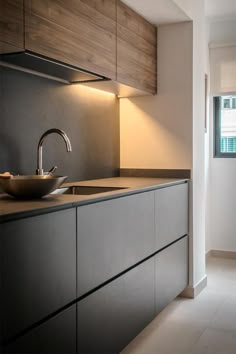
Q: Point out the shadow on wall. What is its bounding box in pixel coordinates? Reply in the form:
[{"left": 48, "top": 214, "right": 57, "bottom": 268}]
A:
[
  {"left": 0, "top": 67, "right": 120, "bottom": 181},
  {"left": 0, "top": 134, "right": 22, "bottom": 174}
]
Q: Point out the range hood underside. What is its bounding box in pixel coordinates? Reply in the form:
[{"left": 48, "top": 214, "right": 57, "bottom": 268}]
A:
[
  {"left": 0, "top": 51, "right": 151, "bottom": 98},
  {"left": 0, "top": 51, "right": 107, "bottom": 83}
]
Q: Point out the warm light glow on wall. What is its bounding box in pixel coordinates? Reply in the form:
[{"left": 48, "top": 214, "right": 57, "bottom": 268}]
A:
[{"left": 70, "top": 84, "right": 116, "bottom": 99}]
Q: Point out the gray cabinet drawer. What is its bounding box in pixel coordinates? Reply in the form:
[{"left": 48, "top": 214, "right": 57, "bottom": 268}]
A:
[
  {"left": 77, "top": 258, "right": 155, "bottom": 354},
  {"left": 155, "top": 183, "right": 188, "bottom": 250},
  {"left": 155, "top": 236, "right": 188, "bottom": 314},
  {"left": 77, "top": 191, "right": 155, "bottom": 296},
  {"left": 4, "top": 306, "right": 76, "bottom": 354},
  {"left": 0, "top": 209, "right": 76, "bottom": 340}
]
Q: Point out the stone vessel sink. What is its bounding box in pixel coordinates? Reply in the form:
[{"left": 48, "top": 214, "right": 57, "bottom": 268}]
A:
[{"left": 0, "top": 175, "right": 68, "bottom": 199}]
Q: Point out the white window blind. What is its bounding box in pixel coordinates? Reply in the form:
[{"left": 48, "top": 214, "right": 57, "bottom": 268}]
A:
[{"left": 210, "top": 45, "right": 236, "bottom": 95}]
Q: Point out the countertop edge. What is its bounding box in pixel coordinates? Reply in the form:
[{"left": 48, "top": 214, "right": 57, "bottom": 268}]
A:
[{"left": 0, "top": 178, "right": 189, "bottom": 223}]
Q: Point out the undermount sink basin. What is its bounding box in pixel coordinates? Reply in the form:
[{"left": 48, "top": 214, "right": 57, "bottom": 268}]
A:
[
  {"left": 0, "top": 175, "right": 68, "bottom": 199},
  {"left": 52, "top": 185, "right": 128, "bottom": 195}
]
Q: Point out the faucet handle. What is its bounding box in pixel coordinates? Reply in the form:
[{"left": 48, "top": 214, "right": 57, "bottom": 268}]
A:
[{"left": 47, "top": 166, "right": 58, "bottom": 176}]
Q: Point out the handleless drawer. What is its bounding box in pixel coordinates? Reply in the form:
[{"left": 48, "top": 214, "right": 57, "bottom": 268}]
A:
[{"left": 155, "top": 183, "right": 188, "bottom": 250}]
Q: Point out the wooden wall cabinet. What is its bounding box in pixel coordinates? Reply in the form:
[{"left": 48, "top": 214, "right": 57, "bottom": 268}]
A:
[
  {"left": 24, "top": 0, "right": 117, "bottom": 80},
  {"left": 1, "top": 0, "right": 157, "bottom": 95},
  {"left": 0, "top": 0, "right": 24, "bottom": 53},
  {"left": 117, "top": 0, "right": 157, "bottom": 94}
]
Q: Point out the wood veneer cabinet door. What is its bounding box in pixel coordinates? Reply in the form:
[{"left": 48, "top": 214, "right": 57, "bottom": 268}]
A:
[
  {"left": 117, "top": 0, "right": 157, "bottom": 94},
  {"left": 0, "top": 0, "right": 24, "bottom": 53},
  {"left": 24, "top": 0, "right": 116, "bottom": 79}
]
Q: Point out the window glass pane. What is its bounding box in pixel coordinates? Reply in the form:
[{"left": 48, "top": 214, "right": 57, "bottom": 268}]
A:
[
  {"left": 223, "top": 98, "right": 231, "bottom": 109},
  {"left": 232, "top": 98, "right": 236, "bottom": 109},
  {"left": 220, "top": 96, "right": 236, "bottom": 153}
]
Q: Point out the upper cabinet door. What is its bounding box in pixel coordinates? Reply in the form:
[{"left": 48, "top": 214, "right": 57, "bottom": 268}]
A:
[
  {"left": 24, "top": 0, "right": 116, "bottom": 79},
  {"left": 117, "top": 0, "right": 157, "bottom": 94},
  {"left": 0, "top": 0, "right": 24, "bottom": 53}
]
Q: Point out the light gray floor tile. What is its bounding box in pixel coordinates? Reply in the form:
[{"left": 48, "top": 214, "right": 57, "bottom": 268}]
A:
[
  {"left": 209, "top": 295, "right": 236, "bottom": 332},
  {"left": 121, "top": 256, "right": 236, "bottom": 354},
  {"left": 190, "top": 328, "right": 236, "bottom": 354},
  {"left": 121, "top": 318, "right": 206, "bottom": 354}
]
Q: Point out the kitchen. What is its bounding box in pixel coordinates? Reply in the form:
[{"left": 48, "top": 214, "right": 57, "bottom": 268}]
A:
[{"left": 1, "top": 0, "right": 236, "bottom": 353}]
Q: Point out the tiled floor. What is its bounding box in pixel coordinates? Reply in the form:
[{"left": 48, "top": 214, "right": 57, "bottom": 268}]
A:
[{"left": 121, "top": 256, "right": 236, "bottom": 354}]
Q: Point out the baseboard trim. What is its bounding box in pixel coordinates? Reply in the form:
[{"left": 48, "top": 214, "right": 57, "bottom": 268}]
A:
[
  {"left": 210, "top": 249, "right": 236, "bottom": 260},
  {"left": 206, "top": 250, "right": 212, "bottom": 261},
  {"left": 180, "top": 274, "right": 207, "bottom": 299}
]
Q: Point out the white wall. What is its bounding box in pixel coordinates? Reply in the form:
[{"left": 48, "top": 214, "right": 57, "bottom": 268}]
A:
[
  {"left": 120, "top": 0, "right": 208, "bottom": 293},
  {"left": 209, "top": 19, "right": 236, "bottom": 46},
  {"left": 120, "top": 22, "right": 193, "bottom": 169},
  {"left": 206, "top": 20, "right": 236, "bottom": 252}
]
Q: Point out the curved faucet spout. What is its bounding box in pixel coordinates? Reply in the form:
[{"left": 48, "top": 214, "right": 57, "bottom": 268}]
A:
[{"left": 36, "top": 128, "right": 72, "bottom": 175}]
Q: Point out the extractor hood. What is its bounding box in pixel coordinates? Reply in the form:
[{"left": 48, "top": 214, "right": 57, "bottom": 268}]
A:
[
  {"left": 0, "top": 51, "right": 108, "bottom": 84},
  {"left": 0, "top": 50, "right": 150, "bottom": 97}
]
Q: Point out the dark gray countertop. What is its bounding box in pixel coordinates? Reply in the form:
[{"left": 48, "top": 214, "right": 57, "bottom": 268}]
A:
[{"left": 0, "top": 177, "right": 188, "bottom": 223}]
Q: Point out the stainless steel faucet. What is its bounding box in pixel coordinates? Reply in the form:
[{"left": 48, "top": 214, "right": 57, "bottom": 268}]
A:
[{"left": 36, "top": 128, "right": 72, "bottom": 175}]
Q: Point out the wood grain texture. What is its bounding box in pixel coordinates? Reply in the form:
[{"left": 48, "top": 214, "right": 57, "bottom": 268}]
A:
[
  {"left": 0, "top": 0, "right": 24, "bottom": 53},
  {"left": 24, "top": 0, "right": 116, "bottom": 79},
  {"left": 117, "top": 0, "right": 157, "bottom": 94},
  {"left": 0, "top": 41, "right": 23, "bottom": 54}
]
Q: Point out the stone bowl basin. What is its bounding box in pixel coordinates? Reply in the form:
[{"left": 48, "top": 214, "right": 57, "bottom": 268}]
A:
[{"left": 0, "top": 175, "right": 68, "bottom": 199}]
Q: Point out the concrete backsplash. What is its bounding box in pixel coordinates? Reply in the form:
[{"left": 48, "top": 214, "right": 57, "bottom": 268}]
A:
[{"left": 0, "top": 67, "right": 120, "bottom": 182}]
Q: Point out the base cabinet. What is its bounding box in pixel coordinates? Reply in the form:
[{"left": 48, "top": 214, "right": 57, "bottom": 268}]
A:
[
  {"left": 77, "top": 258, "right": 155, "bottom": 354},
  {"left": 155, "top": 236, "right": 189, "bottom": 314},
  {"left": 0, "top": 182, "right": 189, "bottom": 353},
  {"left": 77, "top": 191, "right": 155, "bottom": 296},
  {"left": 0, "top": 209, "right": 76, "bottom": 341},
  {"left": 155, "top": 183, "right": 188, "bottom": 250},
  {"left": 3, "top": 306, "right": 76, "bottom": 354}
]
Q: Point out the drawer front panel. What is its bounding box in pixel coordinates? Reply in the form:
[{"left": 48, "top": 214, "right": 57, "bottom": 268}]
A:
[
  {"left": 77, "top": 191, "right": 155, "bottom": 296},
  {"left": 155, "top": 183, "right": 188, "bottom": 250},
  {"left": 1, "top": 209, "right": 76, "bottom": 340}
]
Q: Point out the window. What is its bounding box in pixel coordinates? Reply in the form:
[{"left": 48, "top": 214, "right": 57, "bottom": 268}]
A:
[{"left": 214, "top": 96, "right": 236, "bottom": 157}]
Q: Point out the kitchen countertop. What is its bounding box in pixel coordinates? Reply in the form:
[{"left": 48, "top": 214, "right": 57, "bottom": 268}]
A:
[{"left": 0, "top": 177, "right": 188, "bottom": 223}]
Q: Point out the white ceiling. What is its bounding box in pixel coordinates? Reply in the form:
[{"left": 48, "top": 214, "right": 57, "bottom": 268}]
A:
[
  {"left": 122, "top": 0, "right": 236, "bottom": 25},
  {"left": 205, "top": 0, "right": 236, "bottom": 22},
  {"left": 122, "top": 0, "right": 189, "bottom": 26}
]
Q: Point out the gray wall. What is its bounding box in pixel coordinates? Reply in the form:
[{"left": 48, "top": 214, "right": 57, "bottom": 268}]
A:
[{"left": 0, "top": 67, "right": 120, "bottom": 182}]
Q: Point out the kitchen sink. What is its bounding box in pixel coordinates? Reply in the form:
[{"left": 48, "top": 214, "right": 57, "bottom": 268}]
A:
[
  {"left": 0, "top": 175, "right": 68, "bottom": 199},
  {"left": 52, "top": 186, "right": 128, "bottom": 195}
]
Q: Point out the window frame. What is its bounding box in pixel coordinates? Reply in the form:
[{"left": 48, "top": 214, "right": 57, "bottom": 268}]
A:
[{"left": 214, "top": 96, "right": 236, "bottom": 158}]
